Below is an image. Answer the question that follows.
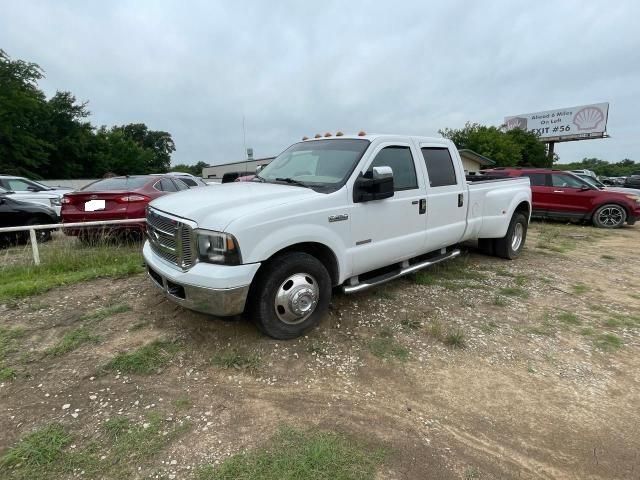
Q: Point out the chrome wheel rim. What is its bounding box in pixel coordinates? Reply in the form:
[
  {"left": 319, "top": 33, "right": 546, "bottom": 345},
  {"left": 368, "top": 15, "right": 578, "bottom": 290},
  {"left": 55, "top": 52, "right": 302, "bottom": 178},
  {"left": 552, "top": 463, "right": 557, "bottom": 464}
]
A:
[
  {"left": 599, "top": 207, "right": 624, "bottom": 226},
  {"left": 511, "top": 222, "right": 524, "bottom": 251},
  {"left": 274, "top": 273, "right": 319, "bottom": 325}
]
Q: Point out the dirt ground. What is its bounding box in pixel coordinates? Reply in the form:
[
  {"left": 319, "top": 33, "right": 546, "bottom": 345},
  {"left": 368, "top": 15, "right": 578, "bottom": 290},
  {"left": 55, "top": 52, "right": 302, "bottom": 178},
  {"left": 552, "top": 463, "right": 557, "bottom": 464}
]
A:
[{"left": 1, "top": 221, "right": 639, "bottom": 479}]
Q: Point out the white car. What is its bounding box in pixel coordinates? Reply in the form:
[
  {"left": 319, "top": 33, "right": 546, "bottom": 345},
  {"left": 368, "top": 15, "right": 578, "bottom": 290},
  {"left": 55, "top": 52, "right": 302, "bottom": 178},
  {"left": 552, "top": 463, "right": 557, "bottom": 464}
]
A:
[
  {"left": 144, "top": 134, "right": 531, "bottom": 339},
  {"left": 0, "top": 175, "right": 71, "bottom": 215},
  {"left": 0, "top": 185, "right": 62, "bottom": 216},
  {"left": 164, "top": 172, "right": 209, "bottom": 188}
]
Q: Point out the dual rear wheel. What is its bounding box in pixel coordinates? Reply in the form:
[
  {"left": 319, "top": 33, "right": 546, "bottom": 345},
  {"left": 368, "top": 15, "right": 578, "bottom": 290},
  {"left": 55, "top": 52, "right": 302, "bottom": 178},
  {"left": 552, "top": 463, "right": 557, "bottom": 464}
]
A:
[{"left": 479, "top": 212, "right": 528, "bottom": 260}]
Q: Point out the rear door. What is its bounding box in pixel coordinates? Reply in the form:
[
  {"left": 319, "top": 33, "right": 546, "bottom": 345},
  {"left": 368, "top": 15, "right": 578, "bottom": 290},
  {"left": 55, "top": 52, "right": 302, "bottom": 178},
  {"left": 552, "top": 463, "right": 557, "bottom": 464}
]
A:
[
  {"left": 420, "top": 145, "right": 467, "bottom": 252},
  {"left": 350, "top": 142, "right": 427, "bottom": 275},
  {"left": 519, "top": 172, "right": 550, "bottom": 215}
]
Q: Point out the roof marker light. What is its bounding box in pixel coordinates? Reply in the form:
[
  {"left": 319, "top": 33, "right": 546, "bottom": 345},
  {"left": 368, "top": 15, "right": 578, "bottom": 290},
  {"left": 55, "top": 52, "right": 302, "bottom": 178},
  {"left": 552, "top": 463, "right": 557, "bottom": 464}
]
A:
[
  {"left": 302, "top": 136, "right": 309, "bottom": 140},
  {"left": 324, "top": 132, "right": 332, "bottom": 137},
  {"left": 358, "top": 131, "right": 367, "bottom": 136},
  {"left": 314, "top": 134, "right": 322, "bottom": 138},
  {"left": 336, "top": 131, "right": 344, "bottom": 136}
]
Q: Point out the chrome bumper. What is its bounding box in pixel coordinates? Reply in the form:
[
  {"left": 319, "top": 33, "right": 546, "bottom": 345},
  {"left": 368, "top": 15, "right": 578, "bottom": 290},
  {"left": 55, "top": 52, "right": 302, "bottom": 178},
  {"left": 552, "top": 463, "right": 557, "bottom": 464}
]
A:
[{"left": 146, "top": 264, "right": 249, "bottom": 317}]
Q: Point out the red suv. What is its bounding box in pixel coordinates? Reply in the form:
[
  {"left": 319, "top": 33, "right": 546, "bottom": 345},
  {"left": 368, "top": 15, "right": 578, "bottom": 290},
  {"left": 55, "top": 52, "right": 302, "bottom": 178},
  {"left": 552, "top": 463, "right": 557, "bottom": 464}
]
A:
[{"left": 483, "top": 168, "right": 640, "bottom": 228}]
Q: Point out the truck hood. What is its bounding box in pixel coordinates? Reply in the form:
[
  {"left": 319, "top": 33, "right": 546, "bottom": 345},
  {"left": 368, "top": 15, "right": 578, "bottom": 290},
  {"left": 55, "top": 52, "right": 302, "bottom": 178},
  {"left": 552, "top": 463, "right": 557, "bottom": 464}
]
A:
[{"left": 149, "top": 182, "right": 318, "bottom": 231}]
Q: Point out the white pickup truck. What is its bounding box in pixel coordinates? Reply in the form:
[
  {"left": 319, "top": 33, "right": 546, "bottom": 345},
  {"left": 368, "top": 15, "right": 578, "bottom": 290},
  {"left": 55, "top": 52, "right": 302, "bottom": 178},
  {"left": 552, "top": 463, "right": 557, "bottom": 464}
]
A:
[{"left": 144, "top": 134, "right": 531, "bottom": 339}]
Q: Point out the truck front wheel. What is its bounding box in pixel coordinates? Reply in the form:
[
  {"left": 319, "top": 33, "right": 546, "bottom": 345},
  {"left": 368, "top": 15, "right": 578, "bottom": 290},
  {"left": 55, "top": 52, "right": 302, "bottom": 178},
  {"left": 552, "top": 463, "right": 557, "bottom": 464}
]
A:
[
  {"left": 249, "top": 252, "right": 332, "bottom": 339},
  {"left": 493, "top": 212, "right": 528, "bottom": 260}
]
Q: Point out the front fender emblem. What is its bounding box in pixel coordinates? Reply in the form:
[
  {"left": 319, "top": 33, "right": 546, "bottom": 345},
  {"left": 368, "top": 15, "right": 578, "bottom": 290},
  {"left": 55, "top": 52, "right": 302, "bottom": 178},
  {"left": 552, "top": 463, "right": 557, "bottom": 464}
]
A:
[{"left": 328, "top": 214, "right": 349, "bottom": 223}]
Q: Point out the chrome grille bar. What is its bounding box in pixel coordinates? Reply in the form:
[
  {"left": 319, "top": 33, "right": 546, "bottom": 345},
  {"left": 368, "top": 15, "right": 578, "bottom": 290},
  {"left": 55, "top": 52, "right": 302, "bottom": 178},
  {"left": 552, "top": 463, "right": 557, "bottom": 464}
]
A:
[{"left": 147, "top": 208, "right": 195, "bottom": 270}]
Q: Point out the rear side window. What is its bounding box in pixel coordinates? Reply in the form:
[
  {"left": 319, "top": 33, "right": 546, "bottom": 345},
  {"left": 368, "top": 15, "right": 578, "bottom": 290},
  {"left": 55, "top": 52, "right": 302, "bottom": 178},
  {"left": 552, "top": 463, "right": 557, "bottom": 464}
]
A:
[
  {"left": 173, "top": 179, "right": 189, "bottom": 190},
  {"left": 523, "top": 173, "right": 547, "bottom": 186},
  {"left": 82, "top": 177, "right": 149, "bottom": 191},
  {"left": 367, "top": 146, "right": 418, "bottom": 191},
  {"left": 180, "top": 178, "right": 197, "bottom": 187},
  {"left": 421, "top": 148, "right": 457, "bottom": 187},
  {"left": 159, "top": 179, "right": 177, "bottom": 192}
]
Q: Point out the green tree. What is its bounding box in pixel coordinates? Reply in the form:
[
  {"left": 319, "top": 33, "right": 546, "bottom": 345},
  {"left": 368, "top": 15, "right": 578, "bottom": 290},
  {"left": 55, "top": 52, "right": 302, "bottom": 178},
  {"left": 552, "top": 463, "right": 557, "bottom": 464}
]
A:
[
  {"left": 41, "top": 91, "right": 94, "bottom": 178},
  {"left": 0, "top": 50, "right": 177, "bottom": 179},
  {"left": 0, "top": 49, "right": 51, "bottom": 177},
  {"left": 555, "top": 157, "right": 639, "bottom": 177},
  {"left": 439, "top": 122, "right": 550, "bottom": 168},
  {"left": 170, "top": 161, "right": 208, "bottom": 176},
  {"left": 114, "top": 123, "right": 175, "bottom": 173}
]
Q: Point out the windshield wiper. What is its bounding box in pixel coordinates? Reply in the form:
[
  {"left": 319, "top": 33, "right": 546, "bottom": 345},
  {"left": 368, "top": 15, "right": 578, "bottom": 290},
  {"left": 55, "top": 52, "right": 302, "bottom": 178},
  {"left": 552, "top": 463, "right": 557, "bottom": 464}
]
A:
[{"left": 275, "top": 177, "right": 309, "bottom": 188}]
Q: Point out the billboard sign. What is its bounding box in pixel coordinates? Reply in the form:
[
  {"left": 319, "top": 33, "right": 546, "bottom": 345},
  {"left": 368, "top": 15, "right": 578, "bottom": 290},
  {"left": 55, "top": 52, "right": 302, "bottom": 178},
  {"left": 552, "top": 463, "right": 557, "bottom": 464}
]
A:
[{"left": 505, "top": 103, "right": 609, "bottom": 143}]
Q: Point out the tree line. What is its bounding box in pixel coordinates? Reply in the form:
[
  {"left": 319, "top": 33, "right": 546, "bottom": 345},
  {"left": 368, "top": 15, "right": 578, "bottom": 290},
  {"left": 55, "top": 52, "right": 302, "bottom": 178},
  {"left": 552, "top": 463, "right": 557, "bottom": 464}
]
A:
[
  {"left": 554, "top": 158, "right": 639, "bottom": 177},
  {"left": 0, "top": 49, "right": 175, "bottom": 179}
]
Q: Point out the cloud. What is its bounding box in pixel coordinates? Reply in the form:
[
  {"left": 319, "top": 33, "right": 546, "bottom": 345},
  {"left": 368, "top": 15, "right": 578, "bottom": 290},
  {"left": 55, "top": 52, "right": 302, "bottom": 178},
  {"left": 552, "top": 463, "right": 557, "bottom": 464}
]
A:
[{"left": 2, "top": 0, "right": 639, "bottom": 165}]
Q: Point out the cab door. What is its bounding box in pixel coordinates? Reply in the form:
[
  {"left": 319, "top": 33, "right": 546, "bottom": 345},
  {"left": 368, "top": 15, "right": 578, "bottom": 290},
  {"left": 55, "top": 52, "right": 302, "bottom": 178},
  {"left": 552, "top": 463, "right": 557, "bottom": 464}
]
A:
[
  {"left": 349, "top": 142, "right": 427, "bottom": 275},
  {"left": 420, "top": 145, "right": 467, "bottom": 252},
  {"left": 548, "top": 172, "right": 597, "bottom": 217}
]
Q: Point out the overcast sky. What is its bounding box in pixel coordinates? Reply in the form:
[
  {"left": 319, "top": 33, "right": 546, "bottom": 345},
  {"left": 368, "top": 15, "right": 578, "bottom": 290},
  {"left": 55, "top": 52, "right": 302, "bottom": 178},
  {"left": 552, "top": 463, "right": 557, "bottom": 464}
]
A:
[{"left": 2, "top": 1, "right": 639, "bottom": 166}]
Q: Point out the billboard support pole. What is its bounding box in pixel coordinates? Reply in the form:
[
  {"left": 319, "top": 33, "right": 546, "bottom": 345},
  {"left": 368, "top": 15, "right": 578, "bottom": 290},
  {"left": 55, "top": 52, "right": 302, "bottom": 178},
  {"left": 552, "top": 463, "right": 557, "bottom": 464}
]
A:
[{"left": 547, "top": 141, "right": 555, "bottom": 166}]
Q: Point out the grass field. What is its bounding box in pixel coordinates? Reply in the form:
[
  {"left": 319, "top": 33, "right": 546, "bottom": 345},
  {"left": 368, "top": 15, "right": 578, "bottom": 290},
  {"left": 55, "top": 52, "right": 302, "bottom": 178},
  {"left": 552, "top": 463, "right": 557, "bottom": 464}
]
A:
[{"left": 0, "top": 236, "right": 143, "bottom": 301}]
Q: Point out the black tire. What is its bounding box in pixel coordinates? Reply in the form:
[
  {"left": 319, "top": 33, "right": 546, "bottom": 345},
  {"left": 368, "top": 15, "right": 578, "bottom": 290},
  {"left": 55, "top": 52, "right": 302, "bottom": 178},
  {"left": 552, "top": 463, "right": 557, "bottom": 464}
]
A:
[
  {"left": 248, "top": 252, "right": 332, "bottom": 339},
  {"left": 592, "top": 204, "right": 627, "bottom": 229},
  {"left": 25, "top": 217, "right": 52, "bottom": 243},
  {"left": 494, "top": 212, "right": 528, "bottom": 260}
]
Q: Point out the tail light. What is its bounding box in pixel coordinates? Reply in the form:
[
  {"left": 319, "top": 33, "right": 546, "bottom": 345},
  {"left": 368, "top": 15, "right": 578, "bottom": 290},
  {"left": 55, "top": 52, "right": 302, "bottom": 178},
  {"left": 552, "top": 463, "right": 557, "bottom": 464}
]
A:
[
  {"left": 118, "top": 195, "right": 149, "bottom": 202},
  {"left": 62, "top": 197, "right": 72, "bottom": 204}
]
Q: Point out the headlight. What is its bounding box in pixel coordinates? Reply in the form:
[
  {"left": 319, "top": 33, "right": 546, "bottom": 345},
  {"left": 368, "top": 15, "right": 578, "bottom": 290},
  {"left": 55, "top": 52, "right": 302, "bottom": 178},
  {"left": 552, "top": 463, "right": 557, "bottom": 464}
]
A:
[
  {"left": 50, "top": 197, "right": 61, "bottom": 206},
  {"left": 625, "top": 195, "right": 640, "bottom": 204},
  {"left": 196, "top": 230, "right": 241, "bottom": 265}
]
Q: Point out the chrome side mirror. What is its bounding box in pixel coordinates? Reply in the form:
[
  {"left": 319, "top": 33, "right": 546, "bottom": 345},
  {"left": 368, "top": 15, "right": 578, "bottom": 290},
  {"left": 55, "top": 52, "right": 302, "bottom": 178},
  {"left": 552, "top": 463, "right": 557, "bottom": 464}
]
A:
[{"left": 372, "top": 166, "right": 393, "bottom": 179}]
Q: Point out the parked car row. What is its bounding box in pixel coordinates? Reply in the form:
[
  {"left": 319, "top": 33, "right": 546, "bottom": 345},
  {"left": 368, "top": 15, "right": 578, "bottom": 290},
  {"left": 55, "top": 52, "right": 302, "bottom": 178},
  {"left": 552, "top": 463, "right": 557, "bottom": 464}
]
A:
[
  {"left": 480, "top": 168, "right": 640, "bottom": 228},
  {"left": 0, "top": 172, "right": 212, "bottom": 246}
]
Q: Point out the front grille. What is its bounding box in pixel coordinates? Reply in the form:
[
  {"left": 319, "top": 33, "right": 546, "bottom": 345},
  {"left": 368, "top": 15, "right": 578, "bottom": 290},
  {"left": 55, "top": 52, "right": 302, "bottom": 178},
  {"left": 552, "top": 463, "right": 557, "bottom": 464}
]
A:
[{"left": 147, "top": 209, "right": 195, "bottom": 269}]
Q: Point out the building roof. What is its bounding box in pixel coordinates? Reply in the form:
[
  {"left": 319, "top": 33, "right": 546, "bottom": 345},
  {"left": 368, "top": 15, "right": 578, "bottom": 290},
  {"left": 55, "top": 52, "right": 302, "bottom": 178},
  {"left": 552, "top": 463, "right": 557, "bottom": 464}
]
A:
[{"left": 458, "top": 149, "right": 496, "bottom": 166}]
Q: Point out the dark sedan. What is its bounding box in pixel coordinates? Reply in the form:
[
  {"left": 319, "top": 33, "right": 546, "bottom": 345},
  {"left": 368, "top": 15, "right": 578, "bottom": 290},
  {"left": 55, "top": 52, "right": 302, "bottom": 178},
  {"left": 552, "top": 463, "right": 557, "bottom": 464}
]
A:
[{"left": 0, "top": 191, "right": 59, "bottom": 246}]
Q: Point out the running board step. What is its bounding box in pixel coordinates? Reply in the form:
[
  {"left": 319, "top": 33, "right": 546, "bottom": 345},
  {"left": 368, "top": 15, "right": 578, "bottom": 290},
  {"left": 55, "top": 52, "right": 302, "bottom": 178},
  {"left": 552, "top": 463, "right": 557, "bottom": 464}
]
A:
[{"left": 342, "top": 249, "right": 461, "bottom": 294}]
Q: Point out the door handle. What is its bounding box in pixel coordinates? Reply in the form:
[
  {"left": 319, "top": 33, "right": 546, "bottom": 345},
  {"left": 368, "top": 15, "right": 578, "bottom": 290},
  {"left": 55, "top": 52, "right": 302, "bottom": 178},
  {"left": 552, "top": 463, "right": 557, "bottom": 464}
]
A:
[
  {"left": 458, "top": 193, "right": 464, "bottom": 207},
  {"left": 419, "top": 198, "right": 426, "bottom": 214},
  {"left": 553, "top": 190, "right": 564, "bottom": 193}
]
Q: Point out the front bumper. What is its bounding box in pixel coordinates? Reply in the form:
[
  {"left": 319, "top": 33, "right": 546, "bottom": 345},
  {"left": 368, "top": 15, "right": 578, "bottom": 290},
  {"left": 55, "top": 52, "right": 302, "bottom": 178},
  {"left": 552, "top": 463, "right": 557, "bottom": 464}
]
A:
[{"left": 142, "top": 241, "right": 260, "bottom": 317}]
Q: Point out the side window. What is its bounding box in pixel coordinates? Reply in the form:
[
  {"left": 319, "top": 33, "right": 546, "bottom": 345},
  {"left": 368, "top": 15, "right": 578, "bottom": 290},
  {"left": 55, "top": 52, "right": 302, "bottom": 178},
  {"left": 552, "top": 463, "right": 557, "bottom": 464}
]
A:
[
  {"left": 366, "top": 146, "right": 418, "bottom": 191},
  {"left": 552, "top": 174, "right": 584, "bottom": 188},
  {"left": 421, "top": 148, "right": 457, "bottom": 187},
  {"left": 173, "top": 179, "right": 189, "bottom": 191},
  {"left": 523, "top": 173, "right": 547, "bottom": 186},
  {"left": 159, "top": 179, "right": 177, "bottom": 192},
  {"left": 7, "top": 179, "right": 35, "bottom": 191},
  {"left": 180, "top": 178, "right": 197, "bottom": 187}
]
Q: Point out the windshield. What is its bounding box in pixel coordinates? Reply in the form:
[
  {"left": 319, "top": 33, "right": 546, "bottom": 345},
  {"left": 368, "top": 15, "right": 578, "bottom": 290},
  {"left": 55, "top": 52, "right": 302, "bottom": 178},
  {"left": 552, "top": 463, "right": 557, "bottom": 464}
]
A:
[
  {"left": 577, "top": 174, "right": 604, "bottom": 188},
  {"left": 82, "top": 177, "right": 149, "bottom": 191},
  {"left": 257, "top": 139, "right": 370, "bottom": 192}
]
